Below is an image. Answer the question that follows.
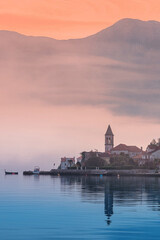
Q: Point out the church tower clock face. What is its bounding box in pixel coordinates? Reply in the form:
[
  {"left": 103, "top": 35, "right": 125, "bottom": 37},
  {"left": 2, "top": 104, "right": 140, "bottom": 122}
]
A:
[{"left": 105, "top": 125, "right": 114, "bottom": 152}]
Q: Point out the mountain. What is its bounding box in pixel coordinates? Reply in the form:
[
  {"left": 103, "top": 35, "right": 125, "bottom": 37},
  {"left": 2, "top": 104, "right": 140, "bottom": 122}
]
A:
[
  {"left": 0, "top": 18, "right": 160, "bottom": 119},
  {"left": 87, "top": 18, "right": 160, "bottom": 42},
  {"left": 0, "top": 19, "right": 160, "bottom": 62},
  {"left": 1, "top": 18, "right": 160, "bottom": 63}
]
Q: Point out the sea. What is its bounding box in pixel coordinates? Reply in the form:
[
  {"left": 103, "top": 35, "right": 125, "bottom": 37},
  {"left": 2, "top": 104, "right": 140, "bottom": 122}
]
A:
[{"left": 0, "top": 174, "right": 160, "bottom": 240}]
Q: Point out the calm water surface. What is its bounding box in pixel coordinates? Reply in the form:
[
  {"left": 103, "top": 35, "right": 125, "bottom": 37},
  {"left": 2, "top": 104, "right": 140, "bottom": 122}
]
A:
[{"left": 0, "top": 175, "right": 160, "bottom": 239}]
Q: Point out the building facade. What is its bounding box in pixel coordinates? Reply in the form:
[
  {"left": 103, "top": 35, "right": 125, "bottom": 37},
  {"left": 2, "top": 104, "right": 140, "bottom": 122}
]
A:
[
  {"left": 149, "top": 148, "right": 160, "bottom": 161},
  {"left": 60, "top": 157, "right": 75, "bottom": 169},
  {"left": 105, "top": 125, "right": 114, "bottom": 152},
  {"left": 111, "top": 144, "right": 142, "bottom": 158}
]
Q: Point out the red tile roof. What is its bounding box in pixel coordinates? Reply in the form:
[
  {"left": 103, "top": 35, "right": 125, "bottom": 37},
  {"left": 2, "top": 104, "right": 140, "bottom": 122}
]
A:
[{"left": 112, "top": 144, "right": 142, "bottom": 153}]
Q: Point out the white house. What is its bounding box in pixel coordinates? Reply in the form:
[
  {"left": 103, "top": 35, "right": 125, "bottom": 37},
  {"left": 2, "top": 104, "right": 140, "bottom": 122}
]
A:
[
  {"left": 149, "top": 148, "right": 160, "bottom": 160},
  {"left": 60, "top": 157, "right": 75, "bottom": 169}
]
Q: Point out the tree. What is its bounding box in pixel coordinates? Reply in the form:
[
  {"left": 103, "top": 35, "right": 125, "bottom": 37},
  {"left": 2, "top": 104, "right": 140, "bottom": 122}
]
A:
[
  {"left": 150, "top": 139, "right": 157, "bottom": 146},
  {"left": 85, "top": 157, "right": 108, "bottom": 168},
  {"left": 110, "top": 154, "right": 136, "bottom": 167},
  {"left": 76, "top": 162, "right": 81, "bottom": 168}
]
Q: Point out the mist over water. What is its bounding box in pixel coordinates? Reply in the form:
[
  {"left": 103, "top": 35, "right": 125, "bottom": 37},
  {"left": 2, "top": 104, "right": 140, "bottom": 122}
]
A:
[
  {"left": 1, "top": 19, "right": 160, "bottom": 168},
  {"left": 0, "top": 175, "right": 160, "bottom": 239}
]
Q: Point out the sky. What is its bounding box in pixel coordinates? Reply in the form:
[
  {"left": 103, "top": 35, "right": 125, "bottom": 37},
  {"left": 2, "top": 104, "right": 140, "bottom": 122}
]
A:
[
  {"left": 0, "top": 0, "right": 160, "bottom": 170},
  {"left": 0, "top": 0, "right": 160, "bottom": 39}
]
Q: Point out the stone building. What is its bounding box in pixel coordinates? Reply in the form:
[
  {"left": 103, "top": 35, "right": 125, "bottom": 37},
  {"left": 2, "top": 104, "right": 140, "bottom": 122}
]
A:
[
  {"left": 111, "top": 144, "right": 142, "bottom": 158},
  {"left": 105, "top": 125, "right": 114, "bottom": 152},
  {"left": 81, "top": 151, "right": 110, "bottom": 164}
]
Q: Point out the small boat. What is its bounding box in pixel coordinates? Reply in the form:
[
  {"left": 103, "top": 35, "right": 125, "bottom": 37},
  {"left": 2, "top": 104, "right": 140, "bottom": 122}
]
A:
[
  {"left": 5, "top": 171, "right": 18, "bottom": 175},
  {"left": 33, "top": 166, "right": 40, "bottom": 175}
]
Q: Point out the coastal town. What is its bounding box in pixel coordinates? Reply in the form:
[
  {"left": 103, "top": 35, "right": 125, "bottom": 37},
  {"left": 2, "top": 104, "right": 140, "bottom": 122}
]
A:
[{"left": 59, "top": 125, "right": 160, "bottom": 171}]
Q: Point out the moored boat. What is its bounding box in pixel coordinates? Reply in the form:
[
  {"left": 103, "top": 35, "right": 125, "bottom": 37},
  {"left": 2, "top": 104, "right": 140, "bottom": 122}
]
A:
[
  {"left": 5, "top": 171, "right": 18, "bottom": 175},
  {"left": 33, "top": 166, "right": 40, "bottom": 174}
]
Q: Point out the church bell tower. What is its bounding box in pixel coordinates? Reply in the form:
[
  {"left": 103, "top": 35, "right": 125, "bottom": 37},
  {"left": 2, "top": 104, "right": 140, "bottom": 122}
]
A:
[{"left": 105, "top": 125, "right": 114, "bottom": 152}]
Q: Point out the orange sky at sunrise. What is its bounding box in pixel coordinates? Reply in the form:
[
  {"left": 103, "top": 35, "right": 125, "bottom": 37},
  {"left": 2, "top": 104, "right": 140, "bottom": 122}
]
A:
[{"left": 0, "top": 0, "right": 160, "bottom": 39}]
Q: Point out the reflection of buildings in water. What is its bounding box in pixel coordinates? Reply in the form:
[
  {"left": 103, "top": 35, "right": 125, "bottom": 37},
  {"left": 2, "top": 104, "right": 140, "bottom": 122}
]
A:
[
  {"left": 33, "top": 174, "right": 40, "bottom": 181},
  {"left": 80, "top": 177, "right": 105, "bottom": 203},
  {"left": 104, "top": 183, "right": 113, "bottom": 225},
  {"left": 60, "top": 176, "right": 82, "bottom": 186},
  {"left": 59, "top": 176, "right": 83, "bottom": 194},
  {"left": 58, "top": 176, "right": 160, "bottom": 225}
]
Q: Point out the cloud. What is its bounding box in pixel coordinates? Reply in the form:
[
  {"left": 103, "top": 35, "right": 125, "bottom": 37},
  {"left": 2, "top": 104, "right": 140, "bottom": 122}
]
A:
[{"left": 2, "top": 52, "right": 159, "bottom": 121}]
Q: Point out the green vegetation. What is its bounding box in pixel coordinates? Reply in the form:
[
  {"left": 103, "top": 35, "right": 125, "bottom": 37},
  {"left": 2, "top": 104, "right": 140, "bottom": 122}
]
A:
[
  {"left": 85, "top": 157, "right": 108, "bottom": 168},
  {"left": 84, "top": 153, "right": 137, "bottom": 169},
  {"left": 110, "top": 153, "right": 136, "bottom": 167},
  {"left": 81, "top": 151, "right": 160, "bottom": 170}
]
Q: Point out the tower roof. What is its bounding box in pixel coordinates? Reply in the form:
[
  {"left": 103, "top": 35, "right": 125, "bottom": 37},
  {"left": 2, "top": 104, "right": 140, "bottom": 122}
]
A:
[{"left": 105, "top": 125, "right": 114, "bottom": 136}]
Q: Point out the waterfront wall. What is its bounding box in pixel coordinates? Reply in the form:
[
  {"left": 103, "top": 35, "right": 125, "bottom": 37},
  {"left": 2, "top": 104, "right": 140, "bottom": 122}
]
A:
[{"left": 23, "top": 169, "right": 160, "bottom": 176}]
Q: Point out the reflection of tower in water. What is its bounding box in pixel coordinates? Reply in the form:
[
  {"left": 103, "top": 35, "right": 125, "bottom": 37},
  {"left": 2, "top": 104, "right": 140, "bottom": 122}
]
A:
[{"left": 104, "top": 183, "right": 113, "bottom": 225}]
